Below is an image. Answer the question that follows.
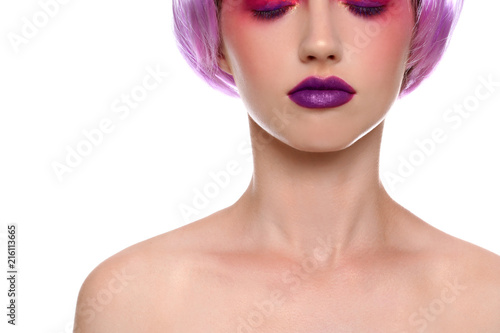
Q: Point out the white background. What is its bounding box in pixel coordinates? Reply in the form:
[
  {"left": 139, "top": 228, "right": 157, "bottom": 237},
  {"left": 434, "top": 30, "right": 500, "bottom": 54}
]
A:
[{"left": 0, "top": 0, "right": 499, "bottom": 332}]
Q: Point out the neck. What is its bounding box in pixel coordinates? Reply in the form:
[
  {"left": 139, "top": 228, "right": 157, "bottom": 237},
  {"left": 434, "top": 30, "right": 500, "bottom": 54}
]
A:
[{"left": 230, "top": 116, "right": 398, "bottom": 262}]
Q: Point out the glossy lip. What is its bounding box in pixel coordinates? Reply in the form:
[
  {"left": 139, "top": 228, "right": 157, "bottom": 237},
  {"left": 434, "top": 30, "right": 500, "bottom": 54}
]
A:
[{"left": 288, "top": 76, "right": 356, "bottom": 109}]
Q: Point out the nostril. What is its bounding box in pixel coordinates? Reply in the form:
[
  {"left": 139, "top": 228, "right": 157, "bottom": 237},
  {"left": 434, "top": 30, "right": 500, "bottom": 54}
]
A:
[{"left": 306, "top": 55, "right": 335, "bottom": 61}]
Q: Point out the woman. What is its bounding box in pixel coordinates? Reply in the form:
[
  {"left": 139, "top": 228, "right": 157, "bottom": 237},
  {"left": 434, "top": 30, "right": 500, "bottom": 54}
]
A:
[{"left": 74, "top": 0, "right": 500, "bottom": 331}]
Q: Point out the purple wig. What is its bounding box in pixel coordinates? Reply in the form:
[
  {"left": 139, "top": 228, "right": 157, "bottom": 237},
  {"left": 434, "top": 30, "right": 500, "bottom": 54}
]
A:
[{"left": 172, "top": 0, "right": 464, "bottom": 98}]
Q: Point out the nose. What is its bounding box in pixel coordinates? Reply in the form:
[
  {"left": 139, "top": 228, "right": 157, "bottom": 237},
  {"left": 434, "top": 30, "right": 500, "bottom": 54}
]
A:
[{"left": 298, "top": 1, "right": 343, "bottom": 64}]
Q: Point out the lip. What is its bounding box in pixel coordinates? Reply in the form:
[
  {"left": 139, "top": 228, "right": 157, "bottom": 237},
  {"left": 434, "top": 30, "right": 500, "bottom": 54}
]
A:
[{"left": 288, "top": 76, "right": 356, "bottom": 109}]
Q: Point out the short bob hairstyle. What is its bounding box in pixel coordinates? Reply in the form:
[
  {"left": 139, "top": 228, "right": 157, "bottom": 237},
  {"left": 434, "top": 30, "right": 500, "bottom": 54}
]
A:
[{"left": 172, "top": 0, "right": 464, "bottom": 98}]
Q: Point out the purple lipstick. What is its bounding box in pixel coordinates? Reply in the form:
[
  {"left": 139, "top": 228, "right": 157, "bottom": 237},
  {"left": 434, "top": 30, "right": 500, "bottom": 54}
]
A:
[{"left": 288, "top": 76, "right": 356, "bottom": 109}]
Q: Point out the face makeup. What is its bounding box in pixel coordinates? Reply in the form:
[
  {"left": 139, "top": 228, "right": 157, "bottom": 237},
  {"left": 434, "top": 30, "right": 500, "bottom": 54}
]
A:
[
  {"left": 341, "top": 0, "right": 390, "bottom": 17},
  {"left": 249, "top": 0, "right": 390, "bottom": 21},
  {"left": 248, "top": 0, "right": 299, "bottom": 20},
  {"left": 288, "top": 76, "right": 356, "bottom": 109}
]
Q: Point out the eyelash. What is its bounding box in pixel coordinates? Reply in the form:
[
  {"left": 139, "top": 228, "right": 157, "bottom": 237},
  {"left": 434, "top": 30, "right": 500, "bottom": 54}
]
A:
[
  {"left": 252, "top": 3, "right": 386, "bottom": 21},
  {"left": 252, "top": 5, "right": 294, "bottom": 20},
  {"left": 347, "top": 4, "right": 386, "bottom": 17}
]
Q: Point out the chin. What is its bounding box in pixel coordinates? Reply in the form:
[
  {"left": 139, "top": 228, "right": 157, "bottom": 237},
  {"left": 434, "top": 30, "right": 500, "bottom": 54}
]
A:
[{"left": 280, "top": 132, "right": 361, "bottom": 153}]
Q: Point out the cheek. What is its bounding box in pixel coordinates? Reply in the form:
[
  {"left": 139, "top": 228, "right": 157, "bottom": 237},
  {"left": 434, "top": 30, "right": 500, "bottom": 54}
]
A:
[
  {"left": 354, "top": 21, "right": 413, "bottom": 96},
  {"left": 224, "top": 28, "right": 290, "bottom": 103},
  {"left": 369, "top": 34, "right": 409, "bottom": 82},
  {"left": 220, "top": 6, "right": 296, "bottom": 95},
  {"left": 344, "top": 1, "right": 414, "bottom": 88}
]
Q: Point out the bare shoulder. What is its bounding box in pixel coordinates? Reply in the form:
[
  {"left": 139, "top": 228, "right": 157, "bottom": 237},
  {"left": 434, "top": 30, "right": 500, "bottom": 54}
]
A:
[
  {"left": 423, "top": 225, "right": 500, "bottom": 330},
  {"left": 430, "top": 228, "right": 500, "bottom": 289},
  {"left": 391, "top": 206, "right": 500, "bottom": 330},
  {"left": 73, "top": 215, "right": 223, "bottom": 333},
  {"left": 451, "top": 236, "right": 500, "bottom": 301}
]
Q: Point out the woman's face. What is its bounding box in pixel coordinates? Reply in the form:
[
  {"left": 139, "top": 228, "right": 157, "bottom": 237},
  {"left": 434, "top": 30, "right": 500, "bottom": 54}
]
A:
[{"left": 217, "top": 0, "right": 415, "bottom": 152}]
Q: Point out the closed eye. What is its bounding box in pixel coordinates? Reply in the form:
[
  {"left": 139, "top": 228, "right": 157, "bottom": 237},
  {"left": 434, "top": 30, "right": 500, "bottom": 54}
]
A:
[
  {"left": 252, "top": 5, "right": 295, "bottom": 21},
  {"left": 345, "top": 4, "right": 386, "bottom": 17}
]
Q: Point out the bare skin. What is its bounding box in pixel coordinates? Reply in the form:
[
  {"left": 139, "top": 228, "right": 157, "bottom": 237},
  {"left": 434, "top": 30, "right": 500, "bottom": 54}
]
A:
[
  {"left": 73, "top": 205, "right": 500, "bottom": 333},
  {"left": 74, "top": 0, "right": 500, "bottom": 331},
  {"left": 73, "top": 120, "right": 500, "bottom": 333}
]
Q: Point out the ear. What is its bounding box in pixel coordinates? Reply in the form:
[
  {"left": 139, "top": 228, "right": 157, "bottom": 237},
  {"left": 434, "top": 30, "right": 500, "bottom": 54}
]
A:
[{"left": 217, "top": 41, "right": 233, "bottom": 76}]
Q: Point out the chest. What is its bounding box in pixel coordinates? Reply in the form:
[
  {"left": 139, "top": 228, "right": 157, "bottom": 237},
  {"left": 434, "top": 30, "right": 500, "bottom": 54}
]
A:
[
  {"left": 147, "top": 251, "right": 484, "bottom": 333},
  {"left": 165, "top": 273, "right": 470, "bottom": 333}
]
